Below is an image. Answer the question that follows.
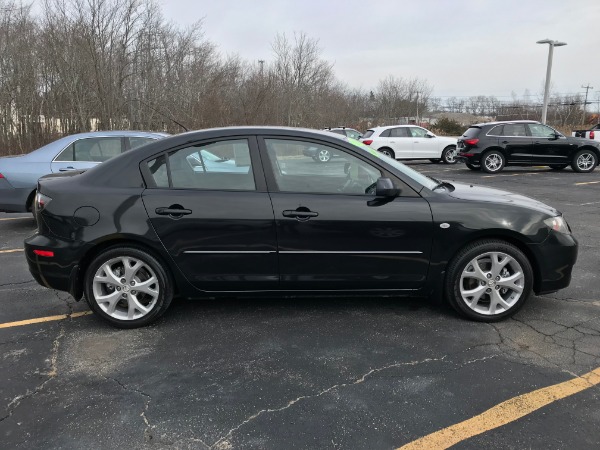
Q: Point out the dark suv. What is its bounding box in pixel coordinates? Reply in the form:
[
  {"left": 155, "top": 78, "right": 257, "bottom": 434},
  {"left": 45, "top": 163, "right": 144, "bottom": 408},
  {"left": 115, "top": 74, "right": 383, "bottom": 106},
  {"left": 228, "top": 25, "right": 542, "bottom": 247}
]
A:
[{"left": 456, "top": 120, "right": 600, "bottom": 173}]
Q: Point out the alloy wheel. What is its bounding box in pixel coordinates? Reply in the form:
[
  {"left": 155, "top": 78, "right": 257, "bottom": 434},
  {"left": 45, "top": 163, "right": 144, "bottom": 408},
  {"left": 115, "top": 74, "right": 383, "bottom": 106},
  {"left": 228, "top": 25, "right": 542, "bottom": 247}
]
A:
[
  {"left": 318, "top": 150, "right": 331, "bottom": 162},
  {"left": 459, "top": 251, "right": 524, "bottom": 315},
  {"left": 483, "top": 153, "right": 503, "bottom": 172},
  {"left": 576, "top": 153, "right": 595, "bottom": 171},
  {"left": 92, "top": 256, "right": 160, "bottom": 321},
  {"left": 443, "top": 147, "right": 457, "bottom": 164}
]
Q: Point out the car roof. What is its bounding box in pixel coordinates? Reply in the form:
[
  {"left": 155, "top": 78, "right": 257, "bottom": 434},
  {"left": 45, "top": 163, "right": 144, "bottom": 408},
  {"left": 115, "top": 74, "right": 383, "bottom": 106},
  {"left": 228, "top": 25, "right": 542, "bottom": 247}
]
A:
[
  {"left": 470, "top": 120, "right": 540, "bottom": 127},
  {"left": 367, "top": 125, "right": 420, "bottom": 131}
]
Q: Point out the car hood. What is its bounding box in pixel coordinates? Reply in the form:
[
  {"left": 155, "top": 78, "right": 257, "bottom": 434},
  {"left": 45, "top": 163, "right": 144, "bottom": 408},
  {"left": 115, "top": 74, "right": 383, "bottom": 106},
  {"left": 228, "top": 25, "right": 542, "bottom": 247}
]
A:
[{"left": 445, "top": 181, "right": 559, "bottom": 216}]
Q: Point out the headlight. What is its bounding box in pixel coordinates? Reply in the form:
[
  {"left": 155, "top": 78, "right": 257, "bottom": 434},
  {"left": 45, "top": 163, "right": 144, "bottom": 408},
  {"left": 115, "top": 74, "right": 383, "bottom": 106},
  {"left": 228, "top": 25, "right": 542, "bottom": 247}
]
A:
[{"left": 544, "top": 216, "right": 570, "bottom": 234}]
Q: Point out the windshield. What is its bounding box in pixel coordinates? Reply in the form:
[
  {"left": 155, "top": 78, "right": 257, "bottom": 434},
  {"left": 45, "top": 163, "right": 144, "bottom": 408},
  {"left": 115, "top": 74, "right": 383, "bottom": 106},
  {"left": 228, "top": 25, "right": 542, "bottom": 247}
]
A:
[{"left": 346, "top": 138, "right": 438, "bottom": 190}]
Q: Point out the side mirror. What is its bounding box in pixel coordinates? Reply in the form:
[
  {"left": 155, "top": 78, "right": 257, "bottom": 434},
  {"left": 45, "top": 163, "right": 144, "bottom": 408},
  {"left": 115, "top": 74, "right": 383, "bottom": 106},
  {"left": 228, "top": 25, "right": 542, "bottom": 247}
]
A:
[
  {"left": 554, "top": 133, "right": 562, "bottom": 139},
  {"left": 426, "top": 133, "right": 435, "bottom": 138},
  {"left": 375, "top": 177, "right": 400, "bottom": 197}
]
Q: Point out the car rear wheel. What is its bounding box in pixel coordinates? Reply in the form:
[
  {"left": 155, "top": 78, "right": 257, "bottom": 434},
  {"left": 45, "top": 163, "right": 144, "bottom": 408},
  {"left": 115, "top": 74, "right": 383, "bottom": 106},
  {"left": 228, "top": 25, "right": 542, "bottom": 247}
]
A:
[
  {"left": 571, "top": 149, "right": 597, "bottom": 173},
  {"left": 379, "top": 148, "right": 395, "bottom": 158},
  {"left": 442, "top": 146, "right": 457, "bottom": 164},
  {"left": 316, "top": 149, "right": 332, "bottom": 163},
  {"left": 84, "top": 246, "right": 173, "bottom": 328},
  {"left": 481, "top": 151, "right": 505, "bottom": 174},
  {"left": 465, "top": 163, "right": 480, "bottom": 171},
  {"left": 549, "top": 164, "right": 568, "bottom": 170},
  {"left": 446, "top": 240, "right": 533, "bottom": 321}
]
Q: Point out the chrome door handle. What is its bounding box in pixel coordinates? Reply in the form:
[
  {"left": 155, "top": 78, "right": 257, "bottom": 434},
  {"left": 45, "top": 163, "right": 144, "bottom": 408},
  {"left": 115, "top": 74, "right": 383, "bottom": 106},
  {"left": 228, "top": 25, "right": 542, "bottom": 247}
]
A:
[{"left": 59, "top": 166, "right": 76, "bottom": 172}]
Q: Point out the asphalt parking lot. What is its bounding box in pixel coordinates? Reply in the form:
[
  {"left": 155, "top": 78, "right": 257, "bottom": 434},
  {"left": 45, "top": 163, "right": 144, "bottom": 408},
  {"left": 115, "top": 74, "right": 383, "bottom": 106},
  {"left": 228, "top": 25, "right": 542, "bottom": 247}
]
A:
[{"left": 1, "top": 163, "right": 599, "bottom": 449}]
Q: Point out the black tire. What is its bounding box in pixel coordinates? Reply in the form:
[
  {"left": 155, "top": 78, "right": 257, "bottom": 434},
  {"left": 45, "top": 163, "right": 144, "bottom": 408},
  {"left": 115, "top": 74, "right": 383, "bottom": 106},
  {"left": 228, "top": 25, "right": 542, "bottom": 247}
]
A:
[
  {"left": 441, "top": 146, "right": 457, "bottom": 164},
  {"left": 445, "top": 239, "right": 533, "bottom": 322},
  {"left": 466, "top": 163, "right": 480, "bottom": 171},
  {"left": 379, "top": 147, "right": 395, "bottom": 158},
  {"left": 429, "top": 159, "right": 441, "bottom": 164},
  {"left": 480, "top": 150, "right": 505, "bottom": 174},
  {"left": 315, "top": 149, "right": 332, "bottom": 163},
  {"left": 84, "top": 246, "right": 173, "bottom": 328},
  {"left": 571, "top": 149, "right": 597, "bottom": 173},
  {"left": 549, "top": 164, "right": 568, "bottom": 170}
]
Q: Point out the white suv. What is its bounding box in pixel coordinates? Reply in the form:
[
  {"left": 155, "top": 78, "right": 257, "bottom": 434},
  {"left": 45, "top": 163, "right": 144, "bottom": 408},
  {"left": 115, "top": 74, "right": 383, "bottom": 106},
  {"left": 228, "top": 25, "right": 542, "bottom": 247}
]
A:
[{"left": 362, "top": 125, "right": 458, "bottom": 163}]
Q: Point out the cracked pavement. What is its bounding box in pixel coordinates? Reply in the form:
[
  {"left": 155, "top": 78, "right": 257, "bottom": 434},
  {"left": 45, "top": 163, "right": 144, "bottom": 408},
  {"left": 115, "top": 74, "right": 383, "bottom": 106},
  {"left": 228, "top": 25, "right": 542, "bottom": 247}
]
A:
[{"left": 0, "top": 164, "right": 599, "bottom": 449}]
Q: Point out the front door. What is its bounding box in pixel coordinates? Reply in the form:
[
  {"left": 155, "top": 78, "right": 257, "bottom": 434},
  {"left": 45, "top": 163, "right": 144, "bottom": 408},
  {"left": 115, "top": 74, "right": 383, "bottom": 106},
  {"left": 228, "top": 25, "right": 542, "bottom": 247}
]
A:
[
  {"left": 527, "top": 123, "right": 572, "bottom": 164},
  {"left": 141, "top": 137, "right": 278, "bottom": 291},
  {"left": 260, "top": 137, "right": 433, "bottom": 291}
]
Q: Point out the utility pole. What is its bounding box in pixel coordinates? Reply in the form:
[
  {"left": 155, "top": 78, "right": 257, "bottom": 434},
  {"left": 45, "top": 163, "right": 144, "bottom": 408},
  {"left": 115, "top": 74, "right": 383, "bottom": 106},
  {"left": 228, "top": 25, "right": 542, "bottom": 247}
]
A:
[
  {"left": 582, "top": 83, "right": 593, "bottom": 124},
  {"left": 258, "top": 60, "right": 265, "bottom": 77}
]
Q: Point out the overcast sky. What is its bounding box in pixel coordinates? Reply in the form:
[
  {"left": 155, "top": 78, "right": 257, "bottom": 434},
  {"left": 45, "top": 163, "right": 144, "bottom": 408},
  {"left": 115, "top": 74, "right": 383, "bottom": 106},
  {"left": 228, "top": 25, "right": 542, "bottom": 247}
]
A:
[{"left": 158, "top": 0, "right": 599, "bottom": 102}]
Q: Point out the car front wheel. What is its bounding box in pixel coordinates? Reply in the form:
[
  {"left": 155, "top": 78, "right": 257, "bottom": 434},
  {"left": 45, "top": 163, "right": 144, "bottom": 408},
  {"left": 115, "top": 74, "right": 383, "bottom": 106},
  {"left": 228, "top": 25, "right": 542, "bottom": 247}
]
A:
[
  {"left": 316, "top": 149, "right": 332, "bottom": 163},
  {"left": 481, "top": 150, "right": 505, "bottom": 174},
  {"left": 442, "top": 146, "right": 457, "bottom": 164},
  {"left": 571, "top": 149, "right": 597, "bottom": 173},
  {"left": 445, "top": 239, "right": 533, "bottom": 321},
  {"left": 84, "top": 246, "right": 173, "bottom": 328}
]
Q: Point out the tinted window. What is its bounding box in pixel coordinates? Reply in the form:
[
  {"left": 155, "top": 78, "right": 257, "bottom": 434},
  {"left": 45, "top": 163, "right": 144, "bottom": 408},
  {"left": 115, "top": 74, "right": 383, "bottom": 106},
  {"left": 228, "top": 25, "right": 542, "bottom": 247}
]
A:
[
  {"left": 147, "top": 154, "right": 169, "bottom": 188},
  {"left": 70, "top": 137, "right": 123, "bottom": 162},
  {"left": 362, "top": 130, "right": 374, "bottom": 138},
  {"left": 462, "top": 127, "right": 481, "bottom": 139},
  {"left": 389, "top": 128, "right": 409, "bottom": 138},
  {"left": 487, "top": 125, "right": 503, "bottom": 136},
  {"left": 528, "top": 124, "right": 556, "bottom": 138},
  {"left": 148, "top": 139, "right": 255, "bottom": 190},
  {"left": 503, "top": 124, "right": 528, "bottom": 137},
  {"left": 380, "top": 129, "right": 391, "bottom": 138},
  {"left": 409, "top": 127, "right": 428, "bottom": 138},
  {"left": 345, "top": 129, "right": 361, "bottom": 139},
  {"left": 54, "top": 144, "right": 74, "bottom": 162},
  {"left": 265, "top": 139, "right": 381, "bottom": 195},
  {"left": 129, "top": 137, "right": 156, "bottom": 149}
]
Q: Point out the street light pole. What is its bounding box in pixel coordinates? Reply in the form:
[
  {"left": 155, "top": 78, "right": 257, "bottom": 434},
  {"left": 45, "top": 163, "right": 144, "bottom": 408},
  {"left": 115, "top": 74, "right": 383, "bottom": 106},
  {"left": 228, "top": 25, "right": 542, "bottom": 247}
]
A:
[{"left": 537, "top": 39, "right": 567, "bottom": 125}]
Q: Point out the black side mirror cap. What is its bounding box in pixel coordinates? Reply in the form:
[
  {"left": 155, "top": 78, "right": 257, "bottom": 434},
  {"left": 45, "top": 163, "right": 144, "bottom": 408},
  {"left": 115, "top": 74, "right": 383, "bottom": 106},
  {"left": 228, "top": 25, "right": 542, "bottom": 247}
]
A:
[{"left": 375, "top": 177, "right": 400, "bottom": 197}]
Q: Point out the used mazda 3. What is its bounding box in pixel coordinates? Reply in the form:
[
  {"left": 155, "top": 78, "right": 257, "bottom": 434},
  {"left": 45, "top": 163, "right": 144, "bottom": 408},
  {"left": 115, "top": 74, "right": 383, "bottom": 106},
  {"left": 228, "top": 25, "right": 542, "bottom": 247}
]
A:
[{"left": 24, "top": 127, "right": 578, "bottom": 328}]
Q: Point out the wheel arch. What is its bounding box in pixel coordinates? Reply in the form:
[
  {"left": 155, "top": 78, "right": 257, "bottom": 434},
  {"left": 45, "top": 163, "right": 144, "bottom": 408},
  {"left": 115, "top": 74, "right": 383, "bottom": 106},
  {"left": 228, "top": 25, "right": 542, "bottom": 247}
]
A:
[
  {"left": 74, "top": 236, "right": 182, "bottom": 301},
  {"left": 377, "top": 146, "right": 395, "bottom": 157}
]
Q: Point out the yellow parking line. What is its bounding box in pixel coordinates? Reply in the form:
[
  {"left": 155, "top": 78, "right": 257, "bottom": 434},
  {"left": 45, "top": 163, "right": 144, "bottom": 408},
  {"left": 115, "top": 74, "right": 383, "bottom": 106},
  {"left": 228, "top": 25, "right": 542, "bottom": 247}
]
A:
[
  {"left": 0, "top": 248, "right": 23, "bottom": 254},
  {"left": 397, "top": 366, "right": 600, "bottom": 450},
  {"left": 0, "top": 311, "right": 92, "bottom": 329},
  {"left": 0, "top": 217, "right": 31, "bottom": 221},
  {"left": 575, "top": 181, "right": 600, "bottom": 186}
]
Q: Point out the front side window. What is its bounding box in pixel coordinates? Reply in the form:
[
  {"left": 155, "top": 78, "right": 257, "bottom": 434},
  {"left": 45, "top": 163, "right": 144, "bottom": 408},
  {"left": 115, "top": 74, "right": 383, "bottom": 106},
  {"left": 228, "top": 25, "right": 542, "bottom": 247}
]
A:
[
  {"left": 528, "top": 124, "right": 556, "bottom": 138},
  {"left": 265, "top": 139, "right": 381, "bottom": 195},
  {"left": 409, "top": 127, "right": 428, "bottom": 138},
  {"left": 147, "top": 139, "right": 255, "bottom": 191},
  {"left": 503, "top": 124, "right": 528, "bottom": 137}
]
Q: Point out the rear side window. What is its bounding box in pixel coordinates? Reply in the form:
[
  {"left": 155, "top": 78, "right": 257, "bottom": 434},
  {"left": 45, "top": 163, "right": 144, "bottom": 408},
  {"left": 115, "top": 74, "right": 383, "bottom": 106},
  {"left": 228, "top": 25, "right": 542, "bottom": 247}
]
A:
[
  {"left": 380, "top": 129, "right": 391, "bottom": 138},
  {"left": 147, "top": 139, "right": 255, "bottom": 191},
  {"left": 129, "top": 137, "right": 156, "bottom": 149},
  {"left": 462, "top": 127, "right": 481, "bottom": 139},
  {"left": 390, "top": 128, "right": 409, "bottom": 138},
  {"left": 503, "top": 124, "right": 528, "bottom": 137},
  {"left": 487, "top": 125, "right": 503, "bottom": 136},
  {"left": 362, "top": 130, "right": 374, "bottom": 139}
]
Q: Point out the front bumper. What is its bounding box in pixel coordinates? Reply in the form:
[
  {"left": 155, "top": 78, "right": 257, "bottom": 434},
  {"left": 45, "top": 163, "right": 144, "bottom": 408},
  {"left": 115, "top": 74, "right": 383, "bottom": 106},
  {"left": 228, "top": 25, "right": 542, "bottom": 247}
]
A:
[
  {"left": 529, "top": 231, "right": 578, "bottom": 294},
  {"left": 0, "top": 180, "right": 31, "bottom": 212}
]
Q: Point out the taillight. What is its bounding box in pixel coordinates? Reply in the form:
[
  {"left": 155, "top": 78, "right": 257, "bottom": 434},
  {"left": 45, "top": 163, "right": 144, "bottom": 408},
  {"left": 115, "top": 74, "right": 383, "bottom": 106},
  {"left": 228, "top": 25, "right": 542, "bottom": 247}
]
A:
[
  {"left": 590, "top": 131, "right": 595, "bottom": 140},
  {"left": 35, "top": 192, "right": 52, "bottom": 211},
  {"left": 0, "top": 173, "right": 4, "bottom": 178},
  {"left": 33, "top": 249, "right": 54, "bottom": 257},
  {"left": 363, "top": 139, "right": 373, "bottom": 145},
  {"left": 464, "top": 138, "right": 479, "bottom": 146}
]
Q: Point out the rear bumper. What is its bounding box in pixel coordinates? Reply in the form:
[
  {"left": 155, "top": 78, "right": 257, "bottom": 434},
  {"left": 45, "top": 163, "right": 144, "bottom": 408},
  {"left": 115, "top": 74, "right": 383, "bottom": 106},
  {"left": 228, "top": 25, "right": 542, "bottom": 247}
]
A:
[
  {"left": 24, "top": 232, "right": 86, "bottom": 300},
  {"left": 529, "top": 231, "right": 578, "bottom": 294}
]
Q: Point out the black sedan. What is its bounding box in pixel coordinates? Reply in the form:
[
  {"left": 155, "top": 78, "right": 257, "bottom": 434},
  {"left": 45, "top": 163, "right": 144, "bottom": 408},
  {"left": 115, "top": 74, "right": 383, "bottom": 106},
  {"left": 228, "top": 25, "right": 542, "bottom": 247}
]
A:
[{"left": 25, "top": 127, "right": 578, "bottom": 328}]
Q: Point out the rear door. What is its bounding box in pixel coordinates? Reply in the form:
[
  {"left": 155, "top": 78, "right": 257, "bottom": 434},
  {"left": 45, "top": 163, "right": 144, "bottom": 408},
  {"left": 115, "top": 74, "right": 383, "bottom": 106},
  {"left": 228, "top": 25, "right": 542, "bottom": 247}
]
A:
[
  {"left": 386, "top": 127, "right": 413, "bottom": 158},
  {"left": 409, "top": 126, "right": 438, "bottom": 158},
  {"left": 499, "top": 123, "right": 531, "bottom": 162},
  {"left": 141, "top": 136, "right": 278, "bottom": 291}
]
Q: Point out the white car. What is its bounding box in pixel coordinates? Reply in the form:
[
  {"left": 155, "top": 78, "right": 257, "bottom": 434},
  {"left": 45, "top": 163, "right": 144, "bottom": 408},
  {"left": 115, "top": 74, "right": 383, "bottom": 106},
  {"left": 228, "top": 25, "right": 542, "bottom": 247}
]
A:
[{"left": 361, "top": 125, "right": 458, "bottom": 164}]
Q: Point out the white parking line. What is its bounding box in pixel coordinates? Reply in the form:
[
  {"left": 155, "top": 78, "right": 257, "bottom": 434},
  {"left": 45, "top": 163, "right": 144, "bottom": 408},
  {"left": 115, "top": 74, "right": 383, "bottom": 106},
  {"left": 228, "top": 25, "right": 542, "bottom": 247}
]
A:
[{"left": 0, "top": 249, "right": 24, "bottom": 254}]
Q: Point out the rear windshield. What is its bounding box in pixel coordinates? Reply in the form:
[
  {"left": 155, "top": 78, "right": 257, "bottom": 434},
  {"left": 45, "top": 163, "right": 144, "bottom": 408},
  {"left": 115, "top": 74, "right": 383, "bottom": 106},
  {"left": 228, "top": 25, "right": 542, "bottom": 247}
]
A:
[
  {"left": 362, "top": 130, "right": 374, "bottom": 138},
  {"left": 462, "top": 127, "right": 481, "bottom": 139}
]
